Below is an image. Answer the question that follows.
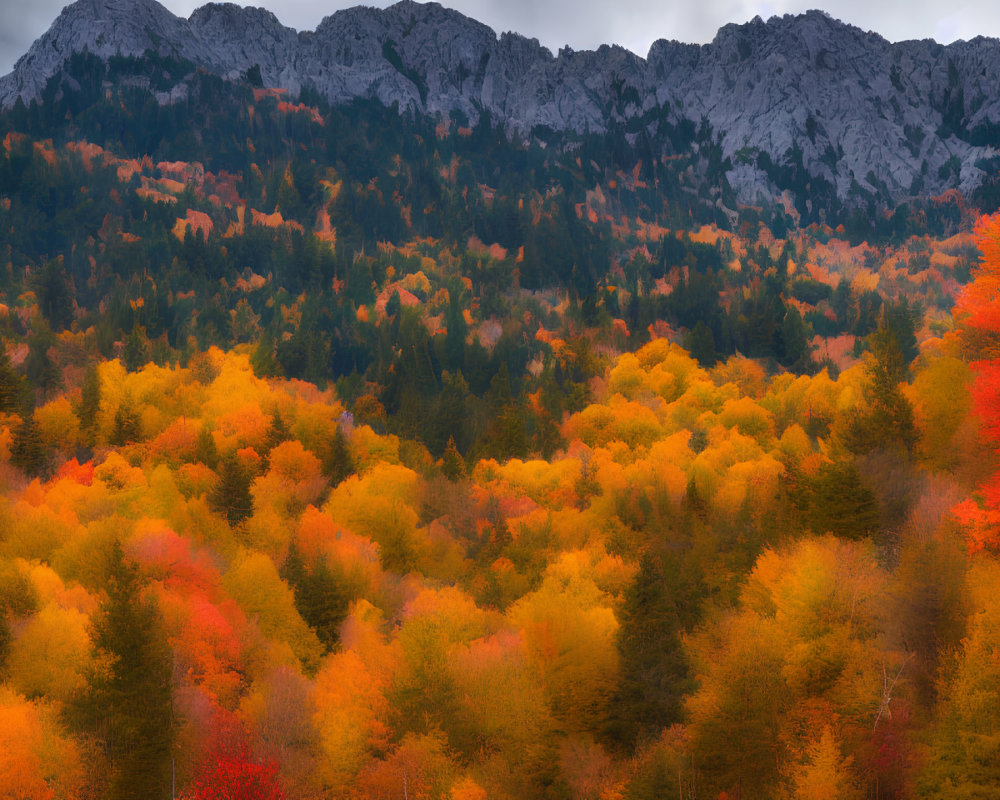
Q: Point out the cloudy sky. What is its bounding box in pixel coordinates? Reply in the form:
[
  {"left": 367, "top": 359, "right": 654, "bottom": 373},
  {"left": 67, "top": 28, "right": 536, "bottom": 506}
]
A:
[{"left": 0, "top": 0, "right": 991, "bottom": 76}]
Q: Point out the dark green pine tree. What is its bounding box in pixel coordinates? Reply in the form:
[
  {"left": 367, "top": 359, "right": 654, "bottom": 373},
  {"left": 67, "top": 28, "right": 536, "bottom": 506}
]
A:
[
  {"left": 322, "top": 426, "right": 354, "bottom": 485},
  {"left": 195, "top": 426, "right": 219, "bottom": 470},
  {"left": 0, "top": 347, "right": 26, "bottom": 413},
  {"left": 441, "top": 435, "right": 465, "bottom": 481},
  {"left": 33, "top": 256, "right": 75, "bottom": 332},
  {"left": 429, "top": 370, "right": 471, "bottom": 457},
  {"left": 684, "top": 320, "right": 717, "bottom": 366},
  {"left": 24, "top": 327, "right": 61, "bottom": 397},
  {"left": 77, "top": 364, "right": 101, "bottom": 445},
  {"left": 807, "top": 460, "right": 881, "bottom": 540},
  {"left": 844, "top": 325, "right": 917, "bottom": 456},
  {"left": 10, "top": 413, "right": 46, "bottom": 476},
  {"left": 281, "top": 539, "right": 352, "bottom": 652},
  {"left": 261, "top": 409, "right": 292, "bottom": 466},
  {"left": 443, "top": 289, "right": 468, "bottom": 372},
  {"left": 606, "top": 552, "right": 696, "bottom": 748},
  {"left": 212, "top": 452, "right": 253, "bottom": 526},
  {"left": 780, "top": 306, "right": 813, "bottom": 371},
  {"left": 110, "top": 398, "right": 141, "bottom": 446},
  {"left": 122, "top": 325, "right": 149, "bottom": 373},
  {"left": 83, "top": 541, "right": 173, "bottom": 800},
  {"left": 250, "top": 330, "right": 281, "bottom": 378}
]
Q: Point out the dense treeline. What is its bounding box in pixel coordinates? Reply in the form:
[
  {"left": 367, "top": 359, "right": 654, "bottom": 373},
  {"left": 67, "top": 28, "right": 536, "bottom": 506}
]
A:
[
  {"left": 0, "top": 290, "right": 992, "bottom": 798},
  {"left": 0, "top": 54, "right": 975, "bottom": 463}
]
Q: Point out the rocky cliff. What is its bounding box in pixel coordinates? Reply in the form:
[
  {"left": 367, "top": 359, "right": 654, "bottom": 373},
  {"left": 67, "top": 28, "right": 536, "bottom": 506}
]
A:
[{"left": 3, "top": 0, "right": 999, "bottom": 204}]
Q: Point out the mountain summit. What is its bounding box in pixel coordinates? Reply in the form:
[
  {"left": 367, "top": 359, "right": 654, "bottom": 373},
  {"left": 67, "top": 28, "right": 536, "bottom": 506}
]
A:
[{"left": 3, "top": 0, "right": 1000, "bottom": 204}]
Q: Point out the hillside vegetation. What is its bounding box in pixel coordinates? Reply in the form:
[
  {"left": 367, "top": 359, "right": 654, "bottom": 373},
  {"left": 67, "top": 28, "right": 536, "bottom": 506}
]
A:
[{"left": 0, "top": 53, "right": 999, "bottom": 800}]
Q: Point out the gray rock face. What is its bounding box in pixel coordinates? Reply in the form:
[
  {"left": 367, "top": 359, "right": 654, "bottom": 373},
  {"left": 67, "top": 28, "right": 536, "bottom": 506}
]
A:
[{"left": 3, "top": 0, "right": 999, "bottom": 204}]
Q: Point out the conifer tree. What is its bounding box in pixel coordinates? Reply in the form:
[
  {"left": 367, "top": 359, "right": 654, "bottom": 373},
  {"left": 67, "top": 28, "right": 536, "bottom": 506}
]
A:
[
  {"left": 281, "top": 539, "right": 351, "bottom": 651},
  {"left": 608, "top": 552, "right": 693, "bottom": 747},
  {"left": 807, "top": 461, "right": 880, "bottom": 539},
  {"left": 844, "top": 325, "right": 917, "bottom": 455},
  {"left": 122, "top": 325, "right": 149, "bottom": 373},
  {"left": 250, "top": 330, "right": 280, "bottom": 378},
  {"left": 24, "top": 327, "right": 60, "bottom": 397},
  {"left": 213, "top": 452, "right": 253, "bottom": 526},
  {"left": 196, "top": 426, "right": 219, "bottom": 470},
  {"left": 322, "top": 426, "right": 354, "bottom": 485},
  {"left": 111, "top": 398, "right": 141, "bottom": 446},
  {"left": 0, "top": 347, "right": 25, "bottom": 413},
  {"left": 441, "top": 436, "right": 465, "bottom": 481},
  {"left": 33, "top": 256, "right": 75, "bottom": 332},
  {"left": 10, "top": 413, "right": 46, "bottom": 476},
  {"left": 82, "top": 541, "right": 173, "bottom": 800},
  {"left": 78, "top": 363, "right": 101, "bottom": 444}
]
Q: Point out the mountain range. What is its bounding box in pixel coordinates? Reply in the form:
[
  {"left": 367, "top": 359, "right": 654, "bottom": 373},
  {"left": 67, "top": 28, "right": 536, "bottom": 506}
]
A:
[{"left": 3, "top": 0, "right": 1000, "bottom": 205}]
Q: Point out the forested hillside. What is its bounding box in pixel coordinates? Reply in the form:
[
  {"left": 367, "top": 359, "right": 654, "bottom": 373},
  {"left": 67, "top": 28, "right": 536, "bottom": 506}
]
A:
[{"left": 1, "top": 51, "right": 999, "bottom": 800}]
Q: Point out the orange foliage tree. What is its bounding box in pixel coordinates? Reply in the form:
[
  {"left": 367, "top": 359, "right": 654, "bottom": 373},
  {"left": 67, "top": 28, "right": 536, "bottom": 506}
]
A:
[
  {"left": 953, "top": 212, "right": 1000, "bottom": 552},
  {"left": 0, "top": 687, "right": 84, "bottom": 800}
]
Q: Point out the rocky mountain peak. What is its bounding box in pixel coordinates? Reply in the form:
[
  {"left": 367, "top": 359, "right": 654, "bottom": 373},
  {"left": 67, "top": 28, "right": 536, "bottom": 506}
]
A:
[{"left": 2, "top": 0, "right": 999, "bottom": 207}]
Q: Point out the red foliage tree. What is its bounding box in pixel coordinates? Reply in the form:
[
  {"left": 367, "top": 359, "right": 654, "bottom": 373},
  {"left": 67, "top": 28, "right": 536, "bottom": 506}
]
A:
[
  {"left": 953, "top": 212, "right": 1000, "bottom": 551},
  {"left": 185, "top": 744, "right": 284, "bottom": 800}
]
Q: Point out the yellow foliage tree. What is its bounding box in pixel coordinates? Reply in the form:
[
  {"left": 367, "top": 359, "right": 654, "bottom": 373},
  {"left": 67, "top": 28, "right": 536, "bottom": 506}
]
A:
[
  {"left": 710, "top": 354, "right": 767, "bottom": 399},
  {"left": 34, "top": 397, "right": 81, "bottom": 453},
  {"left": 312, "top": 648, "right": 391, "bottom": 791},
  {"left": 718, "top": 396, "right": 776, "bottom": 444},
  {"left": 447, "top": 628, "right": 555, "bottom": 782},
  {"left": 905, "top": 355, "right": 981, "bottom": 474},
  {"left": 251, "top": 440, "right": 325, "bottom": 516},
  {"left": 8, "top": 603, "right": 92, "bottom": 704},
  {"left": 222, "top": 550, "right": 323, "bottom": 673},
  {"left": 788, "top": 726, "right": 861, "bottom": 800},
  {"left": 508, "top": 556, "right": 620, "bottom": 733},
  {"left": 325, "top": 464, "right": 424, "bottom": 572}
]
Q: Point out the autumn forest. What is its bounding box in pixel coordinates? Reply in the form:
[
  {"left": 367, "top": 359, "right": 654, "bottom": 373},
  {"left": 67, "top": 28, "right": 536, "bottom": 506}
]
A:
[{"left": 2, "top": 51, "right": 1000, "bottom": 800}]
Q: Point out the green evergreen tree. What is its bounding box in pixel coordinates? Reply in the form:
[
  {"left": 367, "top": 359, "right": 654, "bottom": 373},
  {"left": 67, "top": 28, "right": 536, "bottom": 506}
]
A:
[
  {"left": 122, "top": 325, "right": 149, "bottom": 373},
  {"left": 195, "top": 427, "right": 219, "bottom": 470},
  {"left": 262, "top": 409, "right": 292, "bottom": 464},
  {"left": 807, "top": 461, "right": 880, "bottom": 539},
  {"left": 212, "top": 452, "right": 253, "bottom": 526},
  {"left": 243, "top": 63, "right": 263, "bottom": 87},
  {"left": 78, "top": 363, "right": 101, "bottom": 444},
  {"left": 780, "top": 306, "right": 813, "bottom": 371},
  {"left": 0, "top": 347, "right": 26, "bottom": 414},
  {"left": 33, "top": 257, "right": 75, "bottom": 332},
  {"left": 322, "top": 426, "right": 354, "bottom": 485},
  {"left": 487, "top": 362, "right": 513, "bottom": 410},
  {"left": 111, "top": 398, "right": 141, "bottom": 446},
  {"left": 24, "top": 327, "right": 60, "bottom": 397},
  {"left": 10, "top": 413, "right": 46, "bottom": 476},
  {"left": 281, "top": 539, "right": 351, "bottom": 652},
  {"left": 429, "top": 370, "right": 471, "bottom": 457},
  {"left": 441, "top": 435, "right": 465, "bottom": 481},
  {"left": 443, "top": 288, "right": 468, "bottom": 371},
  {"left": 250, "top": 330, "right": 280, "bottom": 377},
  {"left": 532, "top": 409, "right": 565, "bottom": 461},
  {"left": 684, "top": 320, "right": 717, "bottom": 366},
  {"left": 82, "top": 541, "right": 173, "bottom": 800},
  {"left": 607, "top": 552, "right": 696, "bottom": 748},
  {"left": 844, "top": 326, "right": 917, "bottom": 456}
]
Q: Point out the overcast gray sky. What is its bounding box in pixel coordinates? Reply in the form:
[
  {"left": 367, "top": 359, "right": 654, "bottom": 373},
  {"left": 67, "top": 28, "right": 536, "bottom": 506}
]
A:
[{"left": 0, "top": 0, "right": 991, "bottom": 76}]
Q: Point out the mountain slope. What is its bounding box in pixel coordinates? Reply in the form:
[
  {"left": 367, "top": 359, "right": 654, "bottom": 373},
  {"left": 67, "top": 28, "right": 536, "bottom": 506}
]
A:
[{"left": 3, "top": 0, "right": 1000, "bottom": 205}]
